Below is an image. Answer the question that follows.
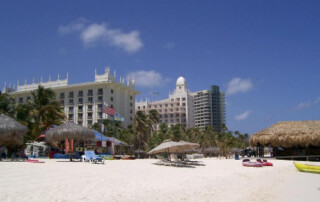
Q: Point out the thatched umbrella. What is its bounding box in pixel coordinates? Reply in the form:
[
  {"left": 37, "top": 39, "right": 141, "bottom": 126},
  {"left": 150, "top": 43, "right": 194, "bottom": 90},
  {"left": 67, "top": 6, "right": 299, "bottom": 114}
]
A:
[
  {"left": 147, "top": 139, "right": 186, "bottom": 155},
  {"left": 177, "top": 141, "right": 200, "bottom": 152},
  {"left": 45, "top": 122, "right": 94, "bottom": 160},
  {"left": 0, "top": 114, "right": 28, "bottom": 146},
  {"left": 45, "top": 122, "right": 94, "bottom": 143},
  {"left": 250, "top": 121, "right": 320, "bottom": 147}
]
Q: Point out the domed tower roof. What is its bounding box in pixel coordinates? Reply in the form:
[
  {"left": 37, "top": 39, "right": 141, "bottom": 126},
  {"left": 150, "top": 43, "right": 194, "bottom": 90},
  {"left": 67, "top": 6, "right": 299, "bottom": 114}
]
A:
[{"left": 176, "top": 76, "right": 187, "bottom": 86}]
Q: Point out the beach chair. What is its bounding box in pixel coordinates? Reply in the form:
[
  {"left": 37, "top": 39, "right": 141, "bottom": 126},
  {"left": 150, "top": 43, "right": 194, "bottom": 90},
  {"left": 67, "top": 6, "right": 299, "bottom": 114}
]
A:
[
  {"left": 171, "top": 154, "right": 205, "bottom": 166},
  {"left": 83, "top": 151, "right": 105, "bottom": 164},
  {"left": 155, "top": 155, "right": 195, "bottom": 168}
]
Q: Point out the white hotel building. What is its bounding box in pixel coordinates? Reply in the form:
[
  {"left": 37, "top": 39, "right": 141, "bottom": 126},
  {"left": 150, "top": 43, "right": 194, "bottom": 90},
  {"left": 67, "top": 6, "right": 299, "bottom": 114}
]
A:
[
  {"left": 135, "top": 76, "right": 226, "bottom": 130},
  {"left": 136, "top": 76, "right": 195, "bottom": 128},
  {"left": 4, "top": 67, "right": 139, "bottom": 128}
]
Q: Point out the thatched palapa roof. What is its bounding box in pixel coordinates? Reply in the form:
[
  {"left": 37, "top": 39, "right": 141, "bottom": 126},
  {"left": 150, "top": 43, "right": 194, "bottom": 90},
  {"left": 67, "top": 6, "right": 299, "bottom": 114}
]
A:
[
  {"left": 0, "top": 114, "right": 28, "bottom": 146},
  {"left": 250, "top": 121, "right": 320, "bottom": 147},
  {"left": 45, "top": 122, "right": 95, "bottom": 143}
]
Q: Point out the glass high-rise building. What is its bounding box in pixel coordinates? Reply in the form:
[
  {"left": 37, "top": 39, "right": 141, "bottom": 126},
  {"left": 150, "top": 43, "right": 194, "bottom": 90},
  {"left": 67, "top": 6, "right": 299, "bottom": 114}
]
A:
[{"left": 192, "top": 85, "right": 226, "bottom": 131}]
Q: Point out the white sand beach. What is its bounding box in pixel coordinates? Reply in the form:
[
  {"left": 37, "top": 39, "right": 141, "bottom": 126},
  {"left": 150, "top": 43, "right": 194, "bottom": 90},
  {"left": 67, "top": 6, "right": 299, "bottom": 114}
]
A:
[{"left": 0, "top": 158, "right": 319, "bottom": 202}]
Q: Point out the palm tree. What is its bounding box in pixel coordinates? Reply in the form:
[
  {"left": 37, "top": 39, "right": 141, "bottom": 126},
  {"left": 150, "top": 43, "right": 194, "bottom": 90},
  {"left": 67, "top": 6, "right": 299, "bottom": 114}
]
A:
[
  {"left": 133, "top": 111, "right": 148, "bottom": 157},
  {"left": 197, "top": 126, "right": 217, "bottom": 155},
  {"left": 215, "top": 130, "right": 235, "bottom": 158},
  {"left": 0, "top": 93, "right": 15, "bottom": 116},
  {"left": 92, "top": 123, "right": 102, "bottom": 133},
  {"left": 17, "top": 86, "right": 65, "bottom": 140},
  {"left": 147, "top": 109, "right": 160, "bottom": 134}
]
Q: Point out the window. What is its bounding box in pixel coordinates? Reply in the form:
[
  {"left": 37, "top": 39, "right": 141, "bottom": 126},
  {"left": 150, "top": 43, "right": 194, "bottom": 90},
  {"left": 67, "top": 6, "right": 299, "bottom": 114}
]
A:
[
  {"left": 98, "top": 104, "right": 103, "bottom": 110},
  {"left": 19, "top": 97, "right": 23, "bottom": 104},
  {"left": 60, "top": 100, "right": 64, "bottom": 106},
  {"left": 138, "top": 106, "right": 140, "bottom": 109},
  {"left": 88, "top": 97, "right": 93, "bottom": 103},
  {"left": 130, "top": 110, "right": 132, "bottom": 114},
  {"left": 78, "top": 121, "right": 83, "bottom": 125},
  {"left": 60, "top": 93, "right": 65, "bottom": 99},
  {"left": 111, "top": 89, "right": 114, "bottom": 94},
  {"left": 68, "top": 114, "right": 73, "bottom": 121},
  {"left": 69, "top": 106, "right": 73, "bottom": 111},
  {"left": 78, "top": 98, "right": 83, "bottom": 104},
  {"left": 97, "top": 88, "right": 103, "bottom": 95},
  {"left": 110, "top": 97, "right": 113, "bottom": 102},
  {"left": 78, "top": 106, "right": 83, "bottom": 112},
  {"left": 87, "top": 120, "right": 92, "bottom": 126},
  {"left": 110, "top": 105, "right": 114, "bottom": 108},
  {"left": 88, "top": 89, "right": 93, "bottom": 96},
  {"left": 88, "top": 105, "right": 93, "bottom": 111},
  {"left": 78, "top": 113, "right": 83, "bottom": 120},
  {"left": 68, "top": 99, "right": 74, "bottom": 105},
  {"left": 182, "top": 97, "right": 186, "bottom": 101},
  {"left": 130, "top": 103, "right": 133, "bottom": 107},
  {"left": 143, "top": 106, "right": 145, "bottom": 109},
  {"left": 130, "top": 96, "right": 133, "bottom": 100},
  {"left": 27, "top": 96, "right": 31, "bottom": 101},
  {"left": 98, "top": 96, "right": 103, "bottom": 102},
  {"left": 87, "top": 113, "right": 93, "bottom": 119},
  {"left": 69, "top": 92, "right": 74, "bottom": 98},
  {"left": 78, "top": 91, "right": 83, "bottom": 97},
  {"left": 159, "top": 105, "right": 162, "bottom": 108}
]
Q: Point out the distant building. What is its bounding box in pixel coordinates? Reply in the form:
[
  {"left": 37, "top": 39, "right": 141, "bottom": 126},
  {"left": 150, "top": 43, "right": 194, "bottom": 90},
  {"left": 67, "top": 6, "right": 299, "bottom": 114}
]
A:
[
  {"left": 135, "top": 76, "right": 226, "bottom": 130},
  {"left": 5, "top": 67, "right": 139, "bottom": 128},
  {"left": 136, "top": 76, "right": 195, "bottom": 128},
  {"left": 191, "top": 85, "right": 226, "bottom": 131}
]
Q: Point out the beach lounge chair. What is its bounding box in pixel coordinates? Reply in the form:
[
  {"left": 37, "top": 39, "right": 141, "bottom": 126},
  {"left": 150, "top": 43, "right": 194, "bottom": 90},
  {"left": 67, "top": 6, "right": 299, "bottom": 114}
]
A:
[
  {"left": 83, "top": 151, "right": 104, "bottom": 164},
  {"left": 171, "top": 154, "right": 205, "bottom": 166},
  {"left": 155, "top": 155, "right": 194, "bottom": 168}
]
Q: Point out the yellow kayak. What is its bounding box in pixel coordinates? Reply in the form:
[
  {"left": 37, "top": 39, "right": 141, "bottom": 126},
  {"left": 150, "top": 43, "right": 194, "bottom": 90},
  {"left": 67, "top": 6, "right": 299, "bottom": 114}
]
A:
[{"left": 294, "top": 162, "right": 320, "bottom": 174}]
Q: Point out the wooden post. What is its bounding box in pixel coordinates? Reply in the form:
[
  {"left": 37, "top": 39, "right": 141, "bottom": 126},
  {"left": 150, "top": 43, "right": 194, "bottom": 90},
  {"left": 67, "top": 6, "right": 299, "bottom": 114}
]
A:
[{"left": 65, "top": 138, "right": 69, "bottom": 154}]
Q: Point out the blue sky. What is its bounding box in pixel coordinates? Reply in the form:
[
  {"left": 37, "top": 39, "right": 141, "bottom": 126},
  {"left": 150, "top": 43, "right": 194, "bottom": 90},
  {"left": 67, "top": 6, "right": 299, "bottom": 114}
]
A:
[{"left": 0, "top": 1, "right": 319, "bottom": 134}]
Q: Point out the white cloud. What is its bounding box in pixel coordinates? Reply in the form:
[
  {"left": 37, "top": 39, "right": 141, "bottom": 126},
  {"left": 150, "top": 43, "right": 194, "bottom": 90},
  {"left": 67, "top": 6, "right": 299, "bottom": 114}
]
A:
[
  {"left": 58, "top": 20, "right": 143, "bottom": 53},
  {"left": 127, "top": 70, "right": 170, "bottom": 88},
  {"left": 226, "top": 78, "right": 253, "bottom": 95},
  {"left": 294, "top": 97, "right": 320, "bottom": 110},
  {"left": 235, "top": 110, "right": 251, "bottom": 121}
]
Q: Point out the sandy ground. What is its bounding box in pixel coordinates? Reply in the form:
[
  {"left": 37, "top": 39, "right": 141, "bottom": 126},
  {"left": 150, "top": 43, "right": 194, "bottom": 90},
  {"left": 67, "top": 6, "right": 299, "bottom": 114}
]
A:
[{"left": 0, "top": 158, "right": 319, "bottom": 202}]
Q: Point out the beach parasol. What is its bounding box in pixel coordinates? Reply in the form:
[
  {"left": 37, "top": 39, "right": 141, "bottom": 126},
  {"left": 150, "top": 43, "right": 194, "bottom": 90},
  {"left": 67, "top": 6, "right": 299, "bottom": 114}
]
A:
[
  {"left": 0, "top": 114, "right": 28, "bottom": 146},
  {"left": 177, "top": 141, "right": 200, "bottom": 152},
  {"left": 147, "top": 139, "right": 186, "bottom": 155}
]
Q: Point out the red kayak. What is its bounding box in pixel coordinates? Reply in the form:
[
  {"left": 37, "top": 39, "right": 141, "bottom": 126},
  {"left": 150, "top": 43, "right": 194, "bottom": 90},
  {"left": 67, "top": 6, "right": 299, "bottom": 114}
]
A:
[
  {"left": 26, "top": 159, "right": 45, "bottom": 163},
  {"left": 242, "top": 162, "right": 262, "bottom": 167},
  {"left": 257, "top": 159, "right": 273, "bottom": 166}
]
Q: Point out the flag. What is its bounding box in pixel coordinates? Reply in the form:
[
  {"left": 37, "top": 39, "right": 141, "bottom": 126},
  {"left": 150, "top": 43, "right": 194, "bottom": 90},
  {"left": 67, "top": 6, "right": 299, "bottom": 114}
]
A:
[
  {"left": 103, "top": 105, "right": 115, "bottom": 116},
  {"left": 114, "top": 114, "right": 125, "bottom": 122}
]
